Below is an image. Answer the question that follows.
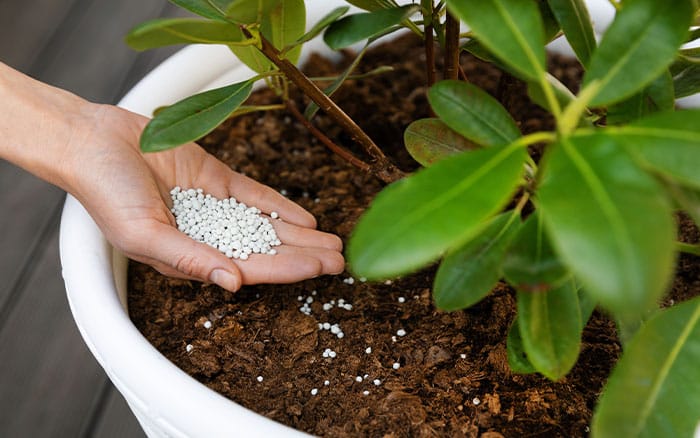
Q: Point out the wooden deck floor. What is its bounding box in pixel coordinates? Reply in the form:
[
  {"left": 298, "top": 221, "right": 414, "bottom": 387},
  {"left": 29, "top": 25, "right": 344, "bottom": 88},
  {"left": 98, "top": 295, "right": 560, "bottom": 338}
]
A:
[{"left": 0, "top": 1, "right": 190, "bottom": 435}]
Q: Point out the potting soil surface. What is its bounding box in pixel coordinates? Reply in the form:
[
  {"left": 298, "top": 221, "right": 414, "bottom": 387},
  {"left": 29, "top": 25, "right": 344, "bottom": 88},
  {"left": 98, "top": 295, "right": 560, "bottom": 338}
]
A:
[{"left": 128, "top": 34, "right": 700, "bottom": 437}]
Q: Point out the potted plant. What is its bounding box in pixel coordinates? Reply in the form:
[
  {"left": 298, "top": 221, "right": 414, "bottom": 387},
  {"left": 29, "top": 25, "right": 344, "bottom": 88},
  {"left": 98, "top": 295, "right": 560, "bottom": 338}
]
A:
[{"left": 61, "top": 0, "right": 700, "bottom": 436}]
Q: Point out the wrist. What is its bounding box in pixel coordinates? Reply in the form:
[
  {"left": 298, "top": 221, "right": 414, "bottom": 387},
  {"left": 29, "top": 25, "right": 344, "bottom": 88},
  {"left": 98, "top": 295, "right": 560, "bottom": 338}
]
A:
[{"left": 0, "top": 62, "right": 96, "bottom": 193}]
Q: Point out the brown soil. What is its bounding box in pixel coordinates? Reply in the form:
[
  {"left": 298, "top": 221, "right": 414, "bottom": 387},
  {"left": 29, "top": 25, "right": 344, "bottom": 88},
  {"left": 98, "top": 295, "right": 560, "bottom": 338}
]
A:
[{"left": 128, "top": 34, "right": 700, "bottom": 437}]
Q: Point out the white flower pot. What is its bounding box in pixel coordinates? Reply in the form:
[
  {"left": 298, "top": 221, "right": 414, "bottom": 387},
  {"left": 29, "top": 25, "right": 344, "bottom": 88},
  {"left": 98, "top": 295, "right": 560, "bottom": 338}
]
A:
[{"left": 59, "top": 1, "right": 698, "bottom": 437}]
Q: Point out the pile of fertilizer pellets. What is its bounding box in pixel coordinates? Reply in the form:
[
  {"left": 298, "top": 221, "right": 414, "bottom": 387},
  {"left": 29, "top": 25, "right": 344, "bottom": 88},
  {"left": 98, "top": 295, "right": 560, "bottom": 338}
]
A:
[{"left": 170, "top": 187, "right": 281, "bottom": 260}]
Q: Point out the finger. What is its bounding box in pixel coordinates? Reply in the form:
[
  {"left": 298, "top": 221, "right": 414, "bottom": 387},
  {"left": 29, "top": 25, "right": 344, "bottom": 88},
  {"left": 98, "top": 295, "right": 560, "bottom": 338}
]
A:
[
  {"left": 235, "top": 245, "right": 345, "bottom": 285},
  {"left": 147, "top": 260, "right": 199, "bottom": 281},
  {"left": 225, "top": 171, "right": 317, "bottom": 229},
  {"left": 134, "top": 222, "right": 243, "bottom": 291},
  {"left": 271, "top": 219, "right": 343, "bottom": 252},
  {"left": 275, "top": 244, "right": 345, "bottom": 275}
]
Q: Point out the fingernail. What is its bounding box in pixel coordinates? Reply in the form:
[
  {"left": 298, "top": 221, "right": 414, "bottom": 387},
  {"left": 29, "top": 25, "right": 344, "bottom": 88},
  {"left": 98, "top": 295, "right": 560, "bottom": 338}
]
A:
[{"left": 210, "top": 269, "right": 239, "bottom": 291}]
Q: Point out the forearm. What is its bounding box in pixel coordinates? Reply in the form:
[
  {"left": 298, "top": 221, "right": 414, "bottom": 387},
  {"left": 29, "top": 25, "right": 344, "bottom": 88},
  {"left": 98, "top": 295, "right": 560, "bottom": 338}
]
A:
[{"left": 0, "top": 61, "right": 95, "bottom": 192}]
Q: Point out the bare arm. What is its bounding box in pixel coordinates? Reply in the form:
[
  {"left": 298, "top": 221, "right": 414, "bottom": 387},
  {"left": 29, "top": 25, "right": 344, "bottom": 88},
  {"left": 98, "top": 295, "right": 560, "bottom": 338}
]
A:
[{"left": 0, "top": 62, "right": 344, "bottom": 291}]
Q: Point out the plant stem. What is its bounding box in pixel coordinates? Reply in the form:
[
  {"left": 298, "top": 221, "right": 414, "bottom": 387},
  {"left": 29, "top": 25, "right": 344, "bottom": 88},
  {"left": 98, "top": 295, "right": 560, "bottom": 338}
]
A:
[
  {"left": 444, "top": 11, "right": 460, "bottom": 80},
  {"left": 285, "top": 100, "right": 371, "bottom": 173},
  {"left": 422, "top": 0, "right": 436, "bottom": 87},
  {"left": 677, "top": 242, "right": 700, "bottom": 256},
  {"left": 458, "top": 65, "right": 469, "bottom": 82},
  {"left": 248, "top": 30, "right": 404, "bottom": 183},
  {"left": 512, "top": 131, "right": 557, "bottom": 149}
]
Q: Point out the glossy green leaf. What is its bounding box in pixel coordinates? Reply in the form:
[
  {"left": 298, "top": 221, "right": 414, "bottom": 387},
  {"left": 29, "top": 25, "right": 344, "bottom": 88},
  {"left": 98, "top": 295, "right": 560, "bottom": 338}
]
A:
[
  {"left": 345, "top": 0, "right": 395, "bottom": 11},
  {"left": 448, "top": 0, "right": 546, "bottom": 82},
  {"left": 606, "top": 71, "right": 675, "bottom": 125},
  {"left": 538, "top": 0, "right": 562, "bottom": 44},
  {"left": 670, "top": 185, "right": 700, "bottom": 227},
  {"left": 517, "top": 281, "right": 582, "bottom": 380},
  {"left": 348, "top": 144, "right": 527, "bottom": 279},
  {"left": 578, "top": 287, "right": 597, "bottom": 327},
  {"left": 508, "top": 284, "right": 594, "bottom": 376},
  {"left": 229, "top": 0, "right": 305, "bottom": 72},
  {"left": 547, "top": 0, "right": 596, "bottom": 66},
  {"left": 141, "top": 80, "right": 253, "bottom": 152},
  {"left": 527, "top": 72, "right": 577, "bottom": 113},
  {"left": 429, "top": 80, "right": 521, "bottom": 147},
  {"left": 404, "top": 118, "right": 479, "bottom": 167},
  {"left": 323, "top": 5, "right": 419, "bottom": 50},
  {"left": 609, "top": 109, "right": 700, "bottom": 190},
  {"left": 592, "top": 296, "right": 700, "bottom": 438},
  {"left": 582, "top": 0, "right": 694, "bottom": 106},
  {"left": 537, "top": 134, "right": 676, "bottom": 321},
  {"left": 287, "top": 6, "right": 349, "bottom": 50},
  {"left": 304, "top": 44, "right": 368, "bottom": 120},
  {"left": 266, "top": 0, "right": 305, "bottom": 63},
  {"left": 125, "top": 18, "right": 244, "bottom": 51},
  {"left": 503, "top": 211, "right": 569, "bottom": 292},
  {"left": 169, "top": 0, "right": 230, "bottom": 20},
  {"left": 434, "top": 212, "right": 521, "bottom": 311},
  {"left": 686, "top": 27, "right": 700, "bottom": 43},
  {"left": 226, "top": 0, "right": 280, "bottom": 24},
  {"left": 671, "top": 62, "right": 700, "bottom": 99},
  {"left": 507, "top": 317, "right": 537, "bottom": 374}
]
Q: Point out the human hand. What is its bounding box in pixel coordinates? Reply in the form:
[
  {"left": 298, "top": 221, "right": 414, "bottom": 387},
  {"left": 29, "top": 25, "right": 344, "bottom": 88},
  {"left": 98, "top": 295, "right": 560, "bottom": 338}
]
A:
[{"left": 63, "top": 104, "right": 344, "bottom": 291}]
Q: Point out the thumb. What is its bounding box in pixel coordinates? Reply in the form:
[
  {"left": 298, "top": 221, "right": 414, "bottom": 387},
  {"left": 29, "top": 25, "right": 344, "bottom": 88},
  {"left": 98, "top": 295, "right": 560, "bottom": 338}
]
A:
[{"left": 140, "top": 222, "right": 243, "bottom": 291}]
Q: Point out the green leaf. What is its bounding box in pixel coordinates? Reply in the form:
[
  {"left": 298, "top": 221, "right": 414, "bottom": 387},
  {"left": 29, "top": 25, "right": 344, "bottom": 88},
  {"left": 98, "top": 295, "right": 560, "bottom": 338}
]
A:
[
  {"left": 527, "top": 73, "right": 578, "bottom": 113},
  {"left": 671, "top": 61, "right": 700, "bottom": 99},
  {"left": 502, "top": 211, "right": 569, "bottom": 292},
  {"left": 286, "top": 6, "right": 349, "bottom": 50},
  {"left": 606, "top": 71, "right": 675, "bottom": 125},
  {"left": 507, "top": 317, "right": 537, "bottom": 374},
  {"left": 537, "top": 134, "right": 676, "bottom": 321},
  {"left": 229, "top": 0, "right": 305, "bottom": 72},
  {"left": 546, "top": 0, "right": 596, "bottom": 66},
  {"left": 538, "top": 0, "right": 563, "bottom": 44},
  {"left": 669, "top": 185, "right": 700, "bottom": 227},
  {"left": 429, "top": 80, "right": 521, "bottom": 147},
  {"left": 125, "top": 18, "right": 244, "bottom": 51},
  {"left": 609, "top": 109, "right": 700, "bottom": 190},
  {"left": 404, "top": 118, "right": 479, "bottom": 167},
  {"left": 265, "top": 0, "right": 305, "bottom": 63},
  {"left": 434, "top": 212, "right": 521, "bottom": 311},
  {"left": 508, "top": 283, "right": 595, "bottom": 376},
  {"left": 517, "top": 281, "right": 582, "bottom": 380},
  {"left": 592, "top": 296, "right": 700, "bottom": 438},
  {"left": 686, "top": 27, "right": 700, "bottom": 43},
  {"left": 226, "top": 0, "right": 280, "bottom": 24},
  {"left": 348, "top": 144, "right": 527, "bottom": 279},
  {"left": 448, "top": 0, "right": 546, "bottom": 82},
  {"left": 169, "top": 0, "right": 231, "bottom": 20},
  {"left": 140, "top": 80, "right": 253, "bottom": 152},
  {"left": 582, "top": 0, "right": 695, "bottom": 106},
  {"left": 345, "top": 0, "right": 395, "bottom": 11},
  {"left": 578, "top": 287, "right": 597, "bottom": 327},
  {"left": 323, "top": 5, "right": 419, "bottom": 50},
  {"left": 304, "top": 44, "right": 369, "bottom": 120}
]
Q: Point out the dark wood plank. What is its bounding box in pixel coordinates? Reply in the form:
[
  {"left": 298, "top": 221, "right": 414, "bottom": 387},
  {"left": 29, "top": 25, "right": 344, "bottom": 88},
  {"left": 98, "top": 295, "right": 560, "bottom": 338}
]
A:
[
  {"left": 0, "top": 0, "right": 79, "bottom": 71},
  {"left": 0, "top": 161, "right": 64, "bottom": 314},
  {"left": 88, "top": 386, "right": 147, "bottom": 438},
  {"left": 0, "top": 2, "right": 198, "bottom": 436},
  {"left": 0, "top": 229, "right": 106, "bottom": 436},
  {"left": 114, "top": 3, "right": 195, "bottom": 101},
  {"left": 29, "top": 0, "right": 171, "bottom": 103}
]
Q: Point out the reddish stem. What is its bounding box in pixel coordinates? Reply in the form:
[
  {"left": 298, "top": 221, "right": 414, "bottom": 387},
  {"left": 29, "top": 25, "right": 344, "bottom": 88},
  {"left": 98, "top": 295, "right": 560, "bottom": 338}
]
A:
[
  {"left": 247, "top": 30, "right": 404, "bottom": 183},
  {"left": 285, "top": 101, "right": 371, "bottom": 173},
  {"left": 444, "top": 12, "right": 460, "bottom": 80}
]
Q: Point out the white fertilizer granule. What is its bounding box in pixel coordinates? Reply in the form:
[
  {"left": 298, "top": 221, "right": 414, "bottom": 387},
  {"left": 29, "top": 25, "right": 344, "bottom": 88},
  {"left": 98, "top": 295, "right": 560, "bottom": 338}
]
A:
[{"left": 170, "top": 187, "right": 281, "bottom": 260}]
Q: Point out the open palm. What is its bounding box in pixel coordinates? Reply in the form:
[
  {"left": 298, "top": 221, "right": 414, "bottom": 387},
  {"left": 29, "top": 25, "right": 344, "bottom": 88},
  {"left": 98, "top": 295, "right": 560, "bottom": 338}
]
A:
[{"left": 67, "top": 105, "right": 344, "bottom": 291}]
